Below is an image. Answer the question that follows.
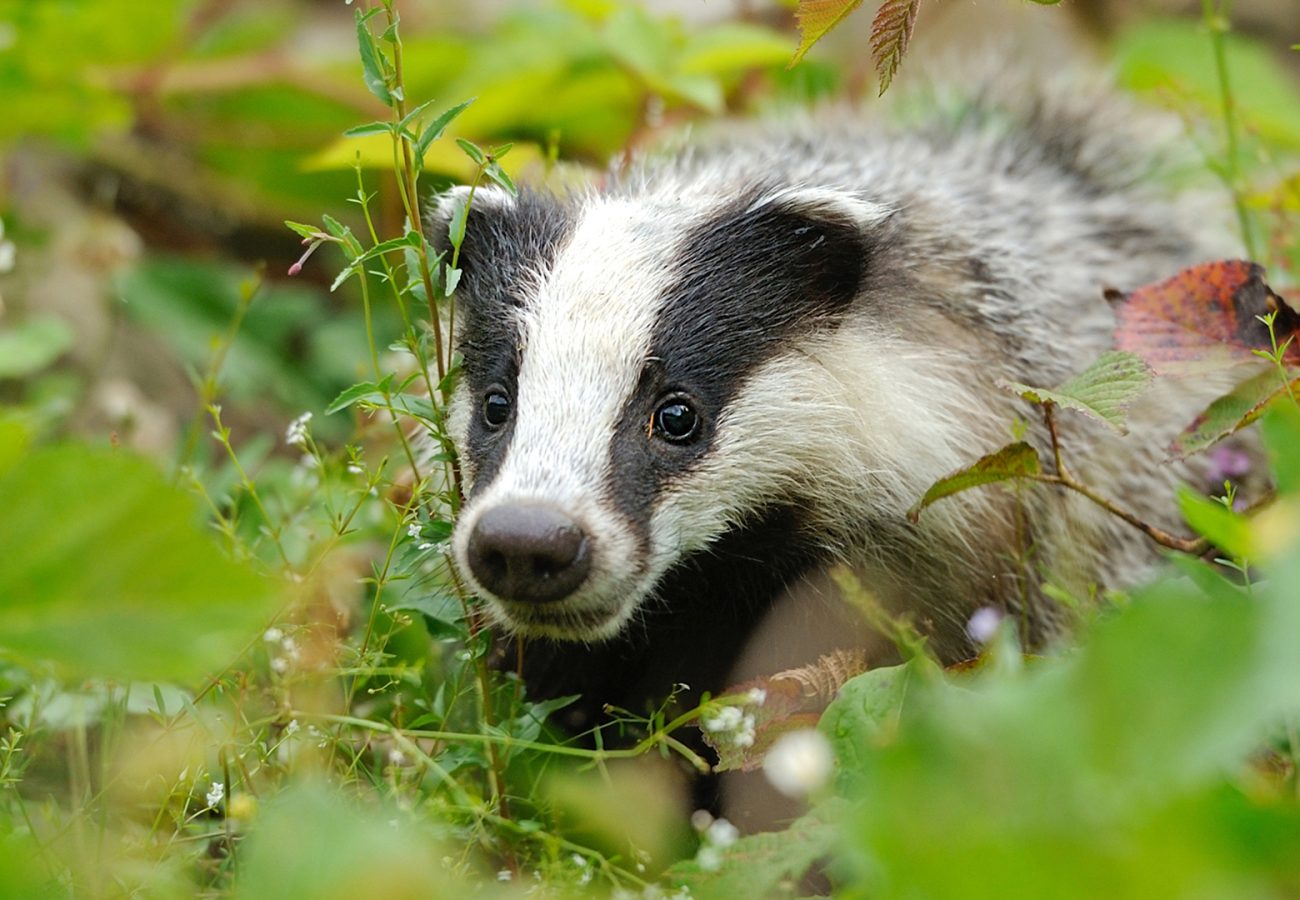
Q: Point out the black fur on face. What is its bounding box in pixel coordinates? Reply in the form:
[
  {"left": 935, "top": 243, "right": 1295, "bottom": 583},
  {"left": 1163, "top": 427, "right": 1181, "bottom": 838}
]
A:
[
  {"left": 429, "top": 190, "right": 577, "bottom": 492},
  {"left": 605, "top": 187, "right": 875, "bottom": 530}
]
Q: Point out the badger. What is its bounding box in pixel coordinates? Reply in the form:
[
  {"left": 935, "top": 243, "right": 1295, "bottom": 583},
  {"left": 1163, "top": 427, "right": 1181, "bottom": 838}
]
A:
[{"left": 430, "top": 86, "right": 1230, "bottom": 730}]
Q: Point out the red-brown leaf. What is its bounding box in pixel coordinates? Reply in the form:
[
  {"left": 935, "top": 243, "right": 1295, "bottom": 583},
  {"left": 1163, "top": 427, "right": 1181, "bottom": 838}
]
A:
[
  {"left": 869, "top": 0, "right": 922, "bottom": 96},
  {"left": 1108, "top": 260, "right": 1300, "bottom": 375}
]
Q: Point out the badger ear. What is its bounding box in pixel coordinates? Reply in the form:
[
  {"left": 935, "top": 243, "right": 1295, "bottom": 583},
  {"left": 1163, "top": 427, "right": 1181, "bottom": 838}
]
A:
[
  {"left": 745, "top": 186, "right": 893, "bottom": 233},
  {"left": 724, "top": 186, "right": 890, "bottom": 311},
  {"left": 426, "top": 184, "right": 516, "bottom": 259}
]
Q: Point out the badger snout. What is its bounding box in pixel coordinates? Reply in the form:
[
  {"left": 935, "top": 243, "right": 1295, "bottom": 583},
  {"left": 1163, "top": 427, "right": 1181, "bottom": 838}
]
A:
[{"left": 466, "top": 503, "right": 592, "bottom": 605}]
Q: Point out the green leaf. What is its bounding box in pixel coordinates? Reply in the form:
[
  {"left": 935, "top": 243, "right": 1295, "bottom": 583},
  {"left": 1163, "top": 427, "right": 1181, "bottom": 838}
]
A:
[
  {"left": 342, "top": 121, "right": 394, "bottom": 137},
  {"left": 1002, "top": 351, "right": 1153, "bottom": 433},
  {"left": 0, "top": 317, "right": 75, "bottom": 378},
  {"left": 789, "top": 0, "right": 865, "bottom": 67},
  {"left": 1168, "top": 369, "right": 1294, "bottom": 459},
  {"left": 446, "top": 194, "right": 470, "bottom": 252},
  {"left": 483, "top": 161, "right": 517, "bottom": 195},
  {"left": 397, "top": 98, "right": 436, "bottom": 131},
  {"left": 455, "top": 137, "right": 485, "bottom": 166},
  {"left": 1260, "top": 400, "right": 1300, "bottom": 494},
  {"left": 415, "top": 98, "right": 475, "bottom": 162},
  {"left": 354, "top": 7, "right": 392, "bottom": 107},
  {"left": 0, "top": 444, "right": 280, "bottom": 681},
  {"left": 1177, "top": 488, "right": 1252, "bottom": 560},
  {"left": 284, "top": 220, "right": 321, "bottom": 240},
  {"left": 819, "top": 662, "right": 916, "bottom": 793},
  {"left": 326, "top": 374, "right": 396, "bottom": 414},
  {"left": 908, "top": 442, "right": 1041, "bottom": 522}
]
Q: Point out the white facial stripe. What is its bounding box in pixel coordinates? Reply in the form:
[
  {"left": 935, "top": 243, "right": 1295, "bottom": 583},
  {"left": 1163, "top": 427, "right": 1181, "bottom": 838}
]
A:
[
  {"left": 646, "top": 323, "right": 1007, "bottom": 571},
  {"left": 454, "top": 199, "right": 679, "bottom": 631}
]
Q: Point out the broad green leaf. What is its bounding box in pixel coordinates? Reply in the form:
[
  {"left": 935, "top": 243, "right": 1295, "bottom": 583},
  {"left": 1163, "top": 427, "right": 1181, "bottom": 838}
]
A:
[
  {"left": 1002, "top": 351, "right": 1153, "bottom": 433},
  {"left": 0, "top": 317, "right": 74, "bottom": 378},
  {"left": 819, "top": 661, "right": 916, "bottom": 792},
  {"left": 908, "top": 442, "right": 1041, "bottom": 522},
  {"left": 1177, "top": 488, "right": 1253, "bottom": 560},
  {"left": 1168, "top": 368, "right": 1294, "bottom": 459},
  {"left": 789, "top": 0, "right": 865, "bottom": 67},
  {"left": 455, "top": 138, "right": 485, "bottom": 166},
  {"left": 0, "top": 444, "right": 280, "bottom": 681},
  {"left": 677, "top": 24, "right": 791, "bottom": 76},
  {"left": 1115, "top": 20, "right": 1300, "bottom": 151},
  {"left": 354, "top": 7, "right": 392, "bottom": 107}
]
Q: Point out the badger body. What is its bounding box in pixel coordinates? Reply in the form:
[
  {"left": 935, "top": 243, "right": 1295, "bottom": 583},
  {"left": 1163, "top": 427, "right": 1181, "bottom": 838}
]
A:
[{"left": 434, "top": 91, "right": 1225, "bottom": 728}]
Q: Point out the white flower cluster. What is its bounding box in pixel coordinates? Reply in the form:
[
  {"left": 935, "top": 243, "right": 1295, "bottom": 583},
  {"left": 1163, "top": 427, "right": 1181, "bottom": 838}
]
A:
[
  {"left": 692, "top": 812, "right": 739, "bottom": 872},
  {"left": 702, "top": 704, "right": 755, "bottom": 748},
  {"left": 205, "top": 781, "right": 225, "bottom": 809},
  {"left": 264, "top": 626, "right": 301, "bottom": 674},
  {"left": 762, "top": 728, "right": 833, "bottom": 799},
  {"left": 285, "top": 411, "right": 313, "bottom": 448}
]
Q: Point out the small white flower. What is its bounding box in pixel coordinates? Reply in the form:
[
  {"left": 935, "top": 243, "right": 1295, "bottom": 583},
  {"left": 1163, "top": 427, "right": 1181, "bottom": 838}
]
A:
[
  {"left": 733, "top": 714, "right": 756, "bottom": 748},
  {"left": 0, "top": 239, "right": 15, "bottom": 274},
  {"left": 387, "top": 747, "right": 407, "bottom": 767},
  {"left": 346, "top": 463, "right": 364, "bottom": 475},
  {"left": 966, "top": 606, "right": 1004, "bottom": 645},
  {"left": 570, "top": 853, "right": 588, "bottom": 868},
  {"left": 705, "top": 818, "right": 738, "bottom": 848},
  {"left": 205, "top": 781, "right": 225, "bottom": 808},
  {"left": 263, "top": 627, "right": 283, "bottom": 643},
  {"left": 497, "top": 869, "right": 512, "bottom": 882},
  {"left": 417, "top": 542, "right": 434, "bottom": 551},
  {"left": 696, "top": 846, "right": 721, "bottom": 872},
  {"left": 407, "top": 522, "right": 421, "bottom": 539},
  {"left": 281, "top": 636, "right": 300, "bottom": 661},
  {"left": 762, "top": 728, "right": 833, "bottom": 799},
  {"left": 285, "top": 411, "right": 313, "bottom": 448},
  {"left": 270, "top": 657, "right": 289, "bottom": 674},
  {"left": 689, "top": 809, "right": 714, "bottom": 832},
  {"left": 747, "top": 687, "right": 767, "bottom": 706},
  {"left": 285, "top": 719, "right": 300, "bottom": 736},
  {"left": 702, "top": 705, "right": 742, "bottom": 732}
]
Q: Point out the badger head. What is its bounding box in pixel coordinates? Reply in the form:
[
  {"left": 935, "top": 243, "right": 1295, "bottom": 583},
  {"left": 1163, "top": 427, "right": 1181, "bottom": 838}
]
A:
[{"left": 430, "top": 182, "right": 937, "bottom": 642}]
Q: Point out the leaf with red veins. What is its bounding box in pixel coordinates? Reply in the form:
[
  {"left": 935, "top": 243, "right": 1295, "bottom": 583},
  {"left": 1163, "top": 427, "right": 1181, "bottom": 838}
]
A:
[{"left": 1107, "top": 260, "right": 1300, "bottom": 375}]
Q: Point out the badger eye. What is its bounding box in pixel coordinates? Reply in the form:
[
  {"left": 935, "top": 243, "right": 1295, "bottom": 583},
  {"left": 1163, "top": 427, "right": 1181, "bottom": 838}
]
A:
[
  {"left": 482, "top": 389, "right": 512, "bottom": 428},
  {"left": 653, "top": 396, "right": 700, "bottom": 443}
]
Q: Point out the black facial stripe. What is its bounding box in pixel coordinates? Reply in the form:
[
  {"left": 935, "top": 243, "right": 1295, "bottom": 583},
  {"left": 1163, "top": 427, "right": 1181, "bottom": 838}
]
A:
[
  {"left": 434, "top": 190, "right": 576, "bottom": 495},
  {"left": 605, "top": 189, "right": 872, "bottom": 532}
]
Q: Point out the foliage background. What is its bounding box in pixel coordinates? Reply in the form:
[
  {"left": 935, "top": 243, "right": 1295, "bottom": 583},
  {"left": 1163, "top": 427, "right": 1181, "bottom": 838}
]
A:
[{"left": 0, "top": 0, "right": 1299, "bottom": 897}]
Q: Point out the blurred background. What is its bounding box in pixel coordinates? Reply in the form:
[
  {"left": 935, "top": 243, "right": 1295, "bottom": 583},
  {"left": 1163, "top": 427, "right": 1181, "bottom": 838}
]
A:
[{"left": 1, "top": 0, "right": 1297, "bottom": 470}]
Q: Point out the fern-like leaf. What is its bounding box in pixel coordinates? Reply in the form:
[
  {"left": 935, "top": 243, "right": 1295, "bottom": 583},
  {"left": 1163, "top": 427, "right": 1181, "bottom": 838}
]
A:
[{"left": 869, "top": 0, "right": 922, "bottom": 95}]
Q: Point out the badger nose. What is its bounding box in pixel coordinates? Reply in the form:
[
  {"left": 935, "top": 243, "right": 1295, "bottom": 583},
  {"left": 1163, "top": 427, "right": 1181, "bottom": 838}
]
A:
[{"left": 466, "top": 504, "right": 592, "bottom": 604}]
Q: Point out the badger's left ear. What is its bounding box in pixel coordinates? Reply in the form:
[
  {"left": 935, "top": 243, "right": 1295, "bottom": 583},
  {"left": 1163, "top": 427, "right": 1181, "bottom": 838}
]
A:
[
  {"left": 425, "top": 185, "right": 516, "bottom": 263},
  {"left": 745, "top": 186, "right": 893, "bottom": 233},
  {"left": 724, "top": 186, "right": 891, "bottom": 311}
]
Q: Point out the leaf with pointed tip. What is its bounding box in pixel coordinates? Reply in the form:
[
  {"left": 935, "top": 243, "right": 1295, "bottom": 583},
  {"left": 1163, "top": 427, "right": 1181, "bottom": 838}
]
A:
[
  {"left": 415, "top": 98, "right": 475, "bottom": 163},
  {"left": 1002, "top": 351, "right": 1153, "bottom": 433},
  {"left": 354, "top": 8, "right": 392, "bottom": 106},
  {"left": 869, "top": 0, "right": 922, "bottom": 95},
  {"left": 1168, "top": 369, "right": 1298, "bottom": 459},
  {"left": 908, "top": 442, "right": 1041, "bottom": 522},
  {"left": 789, "top": 0, "right": 865, "bottom": 67}
]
